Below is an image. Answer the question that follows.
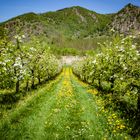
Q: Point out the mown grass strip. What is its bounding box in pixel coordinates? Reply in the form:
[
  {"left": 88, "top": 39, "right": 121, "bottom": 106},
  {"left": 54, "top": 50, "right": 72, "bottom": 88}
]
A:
[{"left": 0, "top": 73, "right": 64, "bottom": 140}]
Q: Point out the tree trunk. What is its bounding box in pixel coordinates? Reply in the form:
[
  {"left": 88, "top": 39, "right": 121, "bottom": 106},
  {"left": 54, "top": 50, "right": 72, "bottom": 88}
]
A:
[
  {"left": 138, "top": 89, "right": 140, "bottom": 112},
  {"left": 26, "top": 80, "right": 29, "bottom": 91},
  {"left": 110, "top": 77, "right": 115, "bottom": 94},
  {"left": 31, "top": 70, "right": 35, "bottom": 89},
  {"left": 16, "top": 39, "right": 20, "bottom": 49},
  {"left": 98, "top": 78, "right": 102, "bottom": 91},
  {"left": 16, "top": 80, "right": 19, "bottom": 93},
  {"left": 38, "top": 76, "right": 41, "bottom": 84}
]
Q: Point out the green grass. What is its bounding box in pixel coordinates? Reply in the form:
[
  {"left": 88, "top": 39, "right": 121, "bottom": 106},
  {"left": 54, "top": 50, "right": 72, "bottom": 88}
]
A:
[
  {"left": 48, "top": 35, "right": 112, "bottom": 56},
  {"left": 0, "top": 67, "right": 135, "bottom": 140}
]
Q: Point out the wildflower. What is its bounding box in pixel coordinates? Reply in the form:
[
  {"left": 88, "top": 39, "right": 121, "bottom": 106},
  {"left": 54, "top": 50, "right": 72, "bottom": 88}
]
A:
[
  {"left": 119, "top": 124, "right": 125, "bottom": 129},
  {"left": 113, "top": 130, "right": 116, "bottom": 133},
  {"left": 66, "top": 126, "right": 70, "bottom": 130},
  {"left": 125, "top": 136, "right": 128, "bottom": 140}
]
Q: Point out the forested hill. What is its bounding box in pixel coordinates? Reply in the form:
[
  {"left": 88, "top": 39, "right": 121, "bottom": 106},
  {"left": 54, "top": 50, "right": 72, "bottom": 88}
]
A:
[{"left": 0, "top": 3, "right": 140, "bottom": 40}]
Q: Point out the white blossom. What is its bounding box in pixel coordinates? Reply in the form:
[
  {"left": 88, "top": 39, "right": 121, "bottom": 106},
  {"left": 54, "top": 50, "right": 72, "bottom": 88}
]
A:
[
  {"left": 132, "top": 45, "right": 136, "bottom": 49},
  {"left": 92, "top": 59, "right": 96, "bottom": 64},
  {"left": 133, "top": 57, "right": 137, "bottom": 61},
  {"left": 120, "top": 77, "right": 123, "bottom": 80},
  {"left": 30, "top": 47, "right": 36, "bottom": 51},
  {"left": 119, "top": 47, "right": 125, "bottom": 52},
  {"left": 124, "top": 67, "right": 127, "bottom": 70},
  {"left": 21, "top": 35, "right": 25, "bottom": 39},
  {"left": 110, "top": 28, "right": 115, "bottom": 32},
  {"left": 4, "top": 59, "right": 10, "bottom": 63}
]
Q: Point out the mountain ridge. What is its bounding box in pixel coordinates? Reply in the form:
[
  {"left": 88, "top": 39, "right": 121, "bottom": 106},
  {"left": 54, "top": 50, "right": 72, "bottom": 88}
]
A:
[{"left": 0, "top": 3, "right": 140, "bottom": 40}]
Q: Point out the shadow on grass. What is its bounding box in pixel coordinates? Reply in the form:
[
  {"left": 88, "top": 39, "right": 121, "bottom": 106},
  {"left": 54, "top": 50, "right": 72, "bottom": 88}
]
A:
[{"left": 0, "top": 72, "right": 61, "bottom": 109}]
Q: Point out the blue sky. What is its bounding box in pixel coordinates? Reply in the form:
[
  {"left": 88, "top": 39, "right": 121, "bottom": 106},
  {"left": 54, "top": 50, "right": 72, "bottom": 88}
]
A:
[{"left": 0, "top": 0, "right": 140, "bottom": 22}]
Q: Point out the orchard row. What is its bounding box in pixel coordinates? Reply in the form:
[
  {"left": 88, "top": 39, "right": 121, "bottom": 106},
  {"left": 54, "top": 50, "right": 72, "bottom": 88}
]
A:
[
  {"left": 0, "top": 35, "right": 62, "bottom": 93},
  {"left": 72, "top": 35, "right": 140, "bottom": 111}
]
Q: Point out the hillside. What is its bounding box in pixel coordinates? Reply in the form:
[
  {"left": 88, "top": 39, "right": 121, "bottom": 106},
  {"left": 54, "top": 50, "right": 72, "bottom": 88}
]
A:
[
  {"left": 110, "top": 3, "right": 140, "bottom": 35},
  {"left": 0, "top": 6, "right": 112, "bottom": 40},
  {"left": 0, "top": 13, "right": 46, "bottom": 39},
  {"left": 41, "top": 6, "right": 112, "bottom": 38},
  {"left": 0, "top": 3, "right": 140, "bottom": 40}
]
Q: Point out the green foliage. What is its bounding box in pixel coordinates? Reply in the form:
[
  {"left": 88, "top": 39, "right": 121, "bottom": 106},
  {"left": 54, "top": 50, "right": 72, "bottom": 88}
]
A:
[
  {"left": 0, "top": 27, "right": 5, "bottom": 39},
  {"left": 47, "top": 36, "right": 111, "bottom": 56},
  {"left": 50, "top": 46, "right": 80, "bottom": 56},
  {"left": 2, "top": 13, "right": 41, "bottom": 24},
  {"left": 72, "top": 35, "right": 140, "bottom": 137},
  {"left": 41, "top": 6, "right": 112, "bottom": 38},
  {"left": 0, "top": 6, "right": 113, "bottom": 41},
  {"left": 72, "top": 35, "right": 140, "bottom": 111},
  {"left": 0, "top": 35, "right": 62, "bottom": 95}
]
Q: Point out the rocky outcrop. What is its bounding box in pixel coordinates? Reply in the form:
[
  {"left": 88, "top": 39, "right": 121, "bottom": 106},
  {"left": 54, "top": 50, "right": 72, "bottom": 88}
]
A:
[{"left": 110, "top": 3, "right": 140, "bottom": 35}]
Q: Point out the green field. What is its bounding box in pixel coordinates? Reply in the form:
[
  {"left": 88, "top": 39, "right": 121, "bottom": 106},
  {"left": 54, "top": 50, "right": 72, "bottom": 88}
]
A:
[{"left": 0, "top": 67, "right": 134, "bottom": 140}]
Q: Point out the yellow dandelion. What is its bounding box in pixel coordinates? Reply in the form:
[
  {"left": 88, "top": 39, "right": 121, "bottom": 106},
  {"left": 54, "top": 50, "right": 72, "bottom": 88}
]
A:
[{"left": 113, "top": 130, "right": 116, "bottom": 133}]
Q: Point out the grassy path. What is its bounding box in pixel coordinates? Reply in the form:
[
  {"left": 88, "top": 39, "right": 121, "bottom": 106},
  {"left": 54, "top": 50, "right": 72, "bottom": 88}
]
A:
[{"left": 0, "top": 67, "right": 132, "bottom": 140}]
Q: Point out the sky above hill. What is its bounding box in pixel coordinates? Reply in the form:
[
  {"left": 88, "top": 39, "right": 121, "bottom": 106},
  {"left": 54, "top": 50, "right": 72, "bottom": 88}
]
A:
[{"left": 0, "top": 0, "right": 140, "bottom": 22}]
